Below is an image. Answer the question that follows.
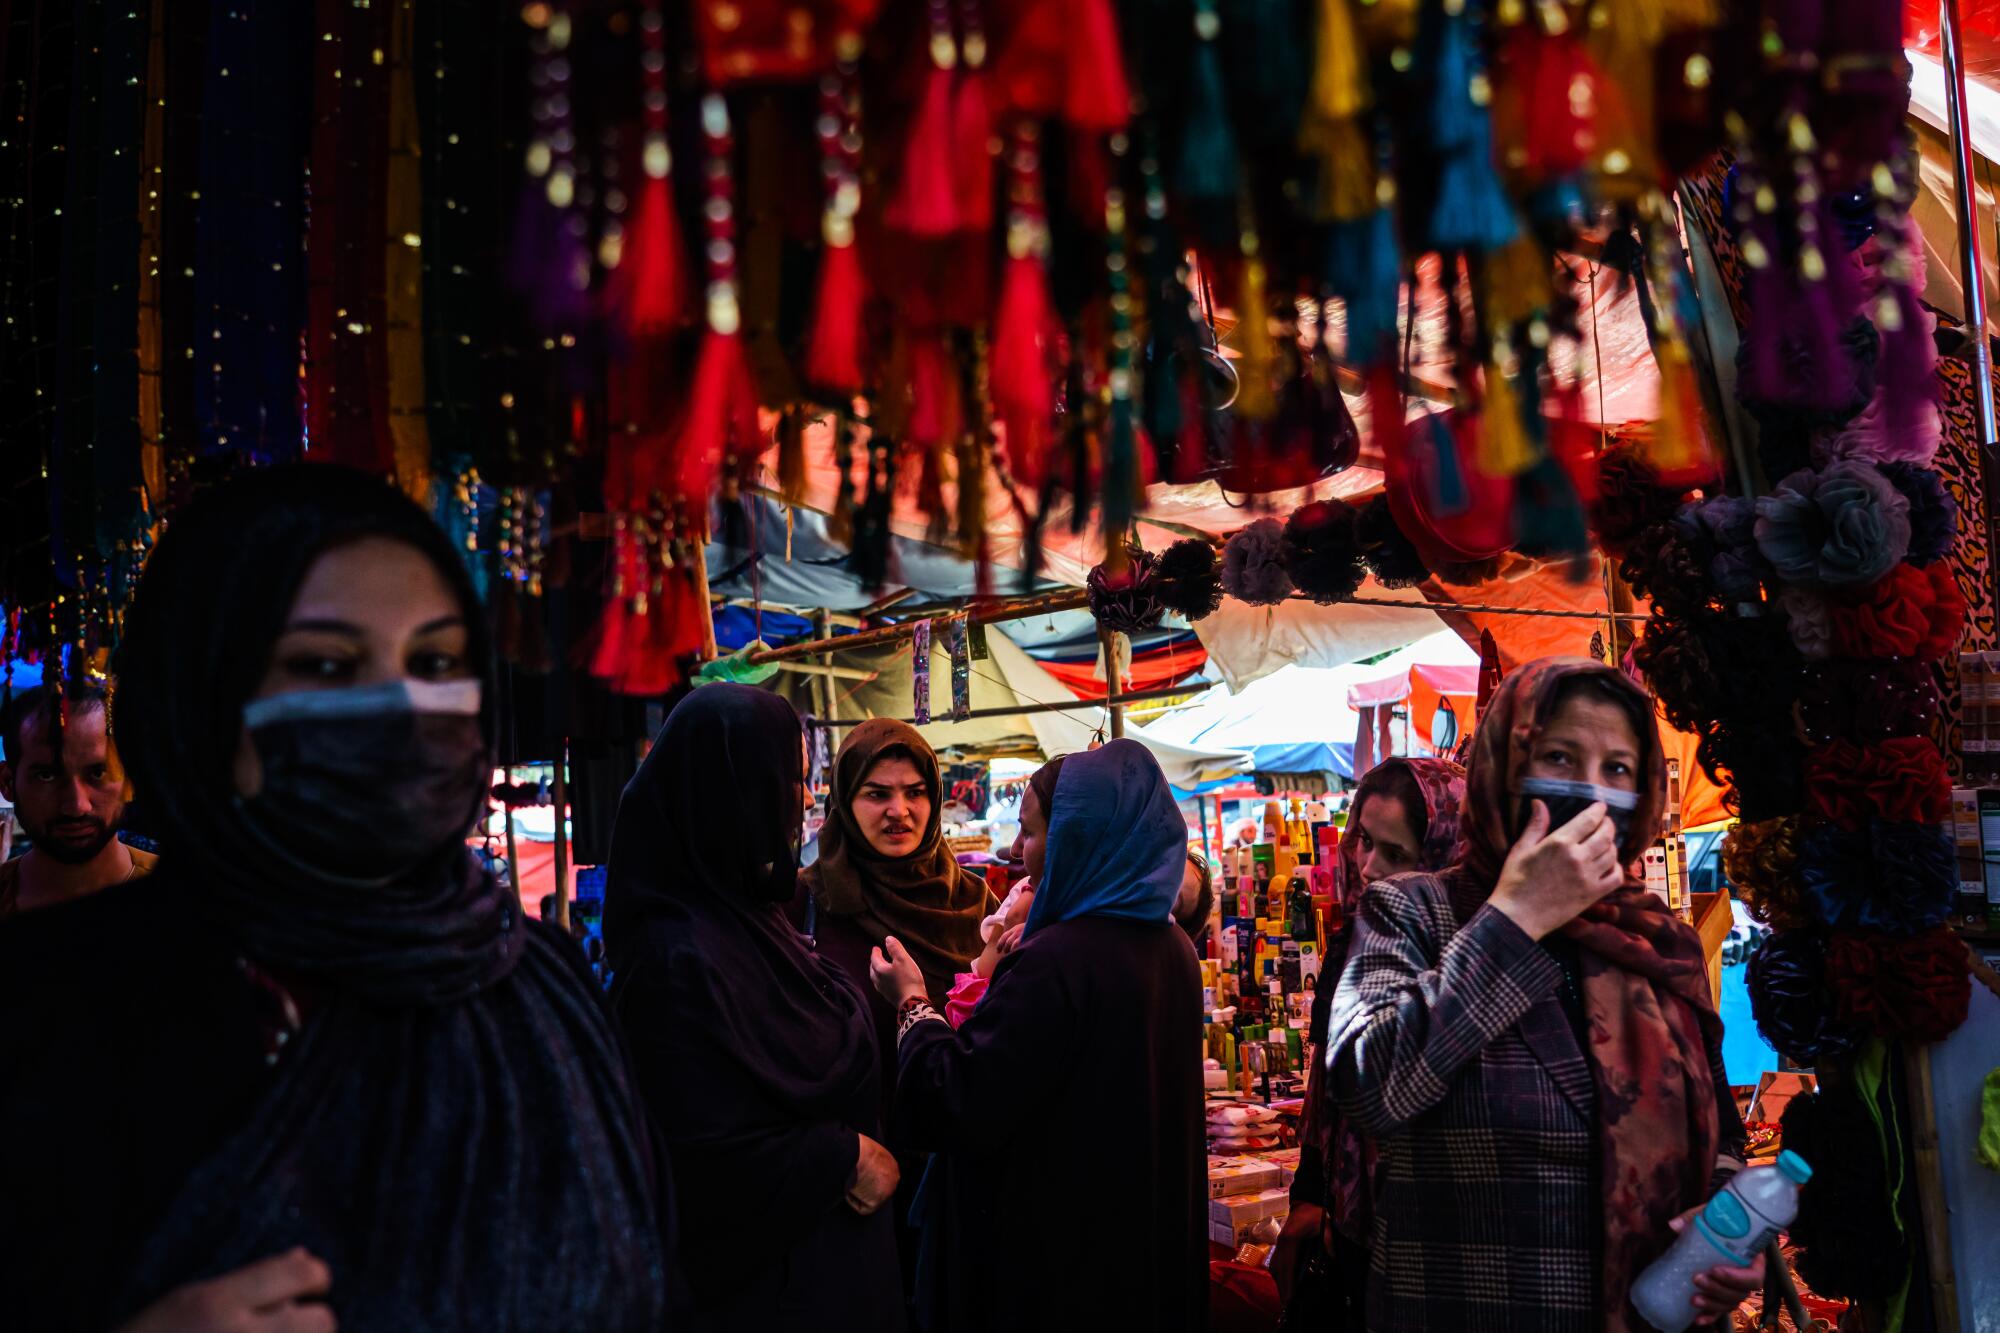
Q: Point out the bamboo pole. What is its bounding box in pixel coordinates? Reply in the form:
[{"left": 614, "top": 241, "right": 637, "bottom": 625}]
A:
[
  {"left": 1101, "top": 625, "right": 1126, "bottom": 739},
  {"left": 1903, "top": 1042, "right": 1962, "bottom": 1333},
  {"left": 816, "top": 680, "right": 1202, "bottom": 728}
]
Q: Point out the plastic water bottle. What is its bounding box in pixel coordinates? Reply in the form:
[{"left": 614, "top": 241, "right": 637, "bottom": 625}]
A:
[{"left": 1630, "top": 1150, "right": 1812, "bottom": 1332}]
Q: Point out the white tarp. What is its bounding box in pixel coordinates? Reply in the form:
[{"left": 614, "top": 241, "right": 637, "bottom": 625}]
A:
[{"left": 1188, "top": 582, "right": 1448, "bottom": 692}]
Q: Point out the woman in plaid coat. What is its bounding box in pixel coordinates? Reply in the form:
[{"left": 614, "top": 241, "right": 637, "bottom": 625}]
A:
[{"left": 1327, "top": 659, "right": 1754, "bottom": 1332}]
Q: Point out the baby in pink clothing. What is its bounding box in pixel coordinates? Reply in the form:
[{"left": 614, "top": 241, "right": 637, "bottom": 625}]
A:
[{"left": 942, "top": 880, "right": 1034, "bottom": 1027}]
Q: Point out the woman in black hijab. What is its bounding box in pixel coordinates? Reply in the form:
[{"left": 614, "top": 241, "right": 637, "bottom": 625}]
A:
[
  {"left": 605, "top": 684, "right": 905, "bottom": 1332},
  {"left": 0, "top": 465, "right": 667, "bottom": 1332}
]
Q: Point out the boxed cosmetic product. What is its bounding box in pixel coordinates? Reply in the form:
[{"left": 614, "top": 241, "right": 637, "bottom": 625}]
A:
[
  {"left": 1206, "top": 1156, "right": 1283, "bottom": 1199},
  {"left": 1208, "top": 1187, "right": 1291, "bottom": 1246}
]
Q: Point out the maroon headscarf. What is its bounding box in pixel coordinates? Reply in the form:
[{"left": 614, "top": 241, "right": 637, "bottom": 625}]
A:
[
  {"left": 1450, "top": 657, "right": 1721, "bottom": 1329},
  {"left": 1310, "top": 756, "right": 1465, "bottom": 1240}
]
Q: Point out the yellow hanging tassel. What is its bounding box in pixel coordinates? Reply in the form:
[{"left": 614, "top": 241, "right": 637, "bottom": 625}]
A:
[
  {"left": 778, "top": 407, "right": 807, "bottom": 506},
  {"left": 1477, "top": 356, "right": 1538, "bottom": 477},
  {"left": 1650, "top": 334, "right": 1714, "bottom": 482},
  {"left": 1586, "top": 1, "right": 1662, "bottom": 204},
  {"left": 1304, "top": 0, "right": 1371, "bottom": 128},
  {"left": 1234, "top": 256, "right": 1280, "bottom": 421},
  {"left": 1480, "top": 234, "right": 1554, "bottom": 331},
  {"left": 1301, "top": 116, "right": 1378, "bottom": 222},
  {"left": 1355, "top": 0, "right": 1419, "bottom": 48}
]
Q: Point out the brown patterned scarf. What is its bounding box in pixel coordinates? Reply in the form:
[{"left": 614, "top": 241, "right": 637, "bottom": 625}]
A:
[
  {"left": 800, "top": 719, "right": 995, "bottom": 999},
  {"left": 1453, "top": 657, "right": 1721, "bottom": 1329}
]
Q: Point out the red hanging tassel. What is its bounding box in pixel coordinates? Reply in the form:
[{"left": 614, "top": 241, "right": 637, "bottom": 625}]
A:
[
  {"left": 992, "top": 119, "right": 1057, "bottom": 487},
  {"left": 952, "top": 68, "right": 995, "bottom": 232},
  {"left": 807, "top": 64, "right": 867, "bottom": 397},
  {"left": 1063, "top": 0, "right": 1131, "bottom": 131},
  {"left": 885, "top": 17, "right": 961, "bottom": 238},
  {"left": 675, "top": 329, "right": 764, "bottom": 504},
  {"left": 612, "top": 171, "right": 687, "bottom": 336},
  {"left": 992, "top": 253, "right": 1057, "bottom": 487},
  {"left": 1492, "top": 23, "right": 1597, "bottom": 188},
  {"left": 675, "top": 94, "right": 767, "bottom": 505},
  {"left": 808, "top": 239, "right": 866, "bottom": 396}
]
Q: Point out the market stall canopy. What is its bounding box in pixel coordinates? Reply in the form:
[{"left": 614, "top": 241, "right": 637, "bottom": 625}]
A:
[{"left": 1143, "top": 629, "right": 1478, "bottom": 781}]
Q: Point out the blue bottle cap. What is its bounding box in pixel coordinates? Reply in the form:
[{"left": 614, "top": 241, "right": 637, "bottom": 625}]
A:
[{"left": 1776, "top": 1150, "right": 1812, "bottom": 1184}]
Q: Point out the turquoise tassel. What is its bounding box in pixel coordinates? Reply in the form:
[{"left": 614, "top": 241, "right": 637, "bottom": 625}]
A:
[
  {"left": 1420, "top": 0, "right": 1517, "bottom": 253},
  {"left": 1176, "top": 3, "right": 1240, "bottom": 201},
  {"left": 1327, "top": 209, "right": 1402, "bottom": 364}
]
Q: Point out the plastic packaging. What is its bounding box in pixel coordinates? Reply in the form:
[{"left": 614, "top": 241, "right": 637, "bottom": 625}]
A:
[{"left": 1630, "top": 1151, "right": 1811, "bottom": 1332}]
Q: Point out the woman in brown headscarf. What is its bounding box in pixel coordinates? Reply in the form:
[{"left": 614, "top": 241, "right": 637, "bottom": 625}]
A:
[{"left": 1325, "top": 658, "right": 1755, "bottom": 1333}]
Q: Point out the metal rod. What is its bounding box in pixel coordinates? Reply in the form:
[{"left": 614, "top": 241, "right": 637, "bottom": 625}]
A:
[
  {"left": 1942, "top": 0, "right": 1999, "bottom": 448},
  {"left": 551, "top": 738, "right": 570, "bottom": 933},
  {"left": 748, "top": 590, "right": 1648, "bottom": 665},
  {"left": 816, "top": 681, "right": 1202, "bottom": 728},
  {"left": 747, "top": 589, "right": 1092, "bottom": 663}
]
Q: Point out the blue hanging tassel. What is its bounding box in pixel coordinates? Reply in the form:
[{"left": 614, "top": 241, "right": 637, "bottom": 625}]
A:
[
  {"left": 1176, "top": 4, "right": 1241, "bottom": 202},
  {"left": 1419, "top": 1, "right": 1517, "bottom": 254},
  {"left": 1105, "top": 393, "right": 1140, "bottom": 537},
  {"left": 1512, "top": 456, "right": 1589, "bottom": 560},
  {"left": 1326, "top": 209, "right": 1402, "bottom": 364},
  {"left": 1423, "top": 413, "right": 1468, "bottom": 514}
]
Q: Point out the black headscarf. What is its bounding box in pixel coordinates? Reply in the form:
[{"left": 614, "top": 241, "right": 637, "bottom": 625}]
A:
[
  {"left": 107, "top": 465, "right": 666, "bottom": 1329},
  {"left": 604, "top": 686, "right": 884, "bottom": 1302},
  {"left": 113, "top": 462, "right": 515, "bottom": 1004},
  {"left": 604, "top": 682, "right": 875, "bottom": 1123}
]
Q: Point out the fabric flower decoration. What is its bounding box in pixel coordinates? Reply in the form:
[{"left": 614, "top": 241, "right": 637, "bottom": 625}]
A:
[
  {"left": 1825, "top": 927, "right": 1972, "bottom": 1043},
  {"left": 1919, "top": 563, "right": 1966, "bottom": 659},
  {"left": 1877, "top": 462, "right": 1958, "bottom": 566},
  {"left": 1793, "top": 659, "right": 1940, "bottom": 746},
  {"left": 1779, "top": 586, "right": 1833, "bottom": 661},
  {"left": 1220, "top": 518, "right": 1295, "bottom": 606},
  {"left": 1670, "top": 496, "right": 1766, "bottom": 602},
  {"left": 1804, "top": 736, "right": 1950, "bottom": 828},
  {"left": 1722, "top": 816, "right": 1811, "bottom": 929},
  {"left": 1754, "top": 462, "right": 1911, "bottom": 588},
  {"left": 1822, "top": 562, "right": 1964, "bottom": 661},
  {"left": 1746, "top": 930, "right": 1859, "bottom": 1063},
  {"left": 1797, "top": 821, "right": 1954, "bottom": 936}
]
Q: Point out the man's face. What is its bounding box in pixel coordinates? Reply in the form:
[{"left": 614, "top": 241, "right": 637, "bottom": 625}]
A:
[{"left": 0, "top": 707, "right": 126, "bottom": 865}]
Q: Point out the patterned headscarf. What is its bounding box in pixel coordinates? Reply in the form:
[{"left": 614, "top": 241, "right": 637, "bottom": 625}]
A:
[
  {"left": 1450, "top": 657, "right": 1721, "bottom": 1329},
  {"left": 1312, "top": 755, "right": 1465, "bottom": 1241}
]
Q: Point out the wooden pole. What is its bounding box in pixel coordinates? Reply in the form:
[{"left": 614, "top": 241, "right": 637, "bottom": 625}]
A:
[
  {"left": 1101, "top": 625, "right": 1126, "bottom": 739},
  {"left": 503, "top": 770, "right": 522, "bottom": 918},
  {"left": 1903, "top": 1042, "right": 1963, "bottom": 1333},
  {"left": 551, "top": 738, "right": 571, "bottom": 934},
  {"left": 748, "top": 588, "right": 1092, "bottom": 663},
  {"left": 693, "top": 528, "right": 719, "bottom": 663}
]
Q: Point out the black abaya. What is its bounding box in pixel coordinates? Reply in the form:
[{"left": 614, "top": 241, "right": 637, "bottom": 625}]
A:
[
  {"left": 894, "top": 917, "right": 1208, "bottom": 1333},
  {"left": 604, "top": 684, "right": 905, "bottom": 1332}
]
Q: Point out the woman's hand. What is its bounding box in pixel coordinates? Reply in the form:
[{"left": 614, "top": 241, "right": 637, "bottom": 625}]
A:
[
  {"left": 115, "top": 1248, "right": 336, "bottom": 1333},
  {"left": 869, "top": 935, "right": 927, "bottom": 1008},
  {"left": 1269, "top": 1202, "right": 1325, "bottom": 1305},
  {"left": 1487, "top": 800, "right": 1624, "bottom": 941},
  {"left": 1666, "top": 1210, "right": 1766, "bottom": 1324},
  {"left": 847, "top": 1133, "right": 901, "bottom": 1215}
]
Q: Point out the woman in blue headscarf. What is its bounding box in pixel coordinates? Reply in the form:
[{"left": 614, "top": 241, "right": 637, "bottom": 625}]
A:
[{"left": 869, "top": 740, "right": 1206, "bottom": 1333}]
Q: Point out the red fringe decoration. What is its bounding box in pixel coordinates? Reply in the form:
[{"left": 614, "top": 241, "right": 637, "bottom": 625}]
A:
[
  {"left": 806, "top": 238, "right": 867, "bottom": 396},
  {"left": 674, "top": 331, "right": 765, "bottom": 504},
  {"left": 952, "top": 69, "right": 995, "bottom": 232},
  {"left": 991, "top": 251, "right": 1058, "bottom": 487},
  {"left": 886, "top": 64, "right": 960, "bottom": 237},
  {"left": 611, "top": 172, "right": 687, "bottom": 336},
  {"left": 1492, "top": 25, "right": 1596, "bottom": 187},
  {"left": 1064, "top": 0, "right": 1130, "bottom": 131}
]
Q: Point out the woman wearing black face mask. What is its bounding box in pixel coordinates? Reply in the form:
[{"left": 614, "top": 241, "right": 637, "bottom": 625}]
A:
[
  {"left": 1325, "top": 659, "right": 1752, "bottom": 1333},
  {"left": 0, "top": 466, "right": 668, "bottom": 1332},
  {"left": 604, "top": 685, "right": 906, "bottom": 1332}
]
